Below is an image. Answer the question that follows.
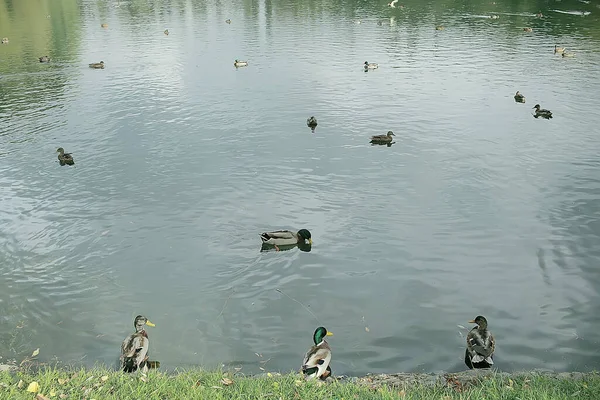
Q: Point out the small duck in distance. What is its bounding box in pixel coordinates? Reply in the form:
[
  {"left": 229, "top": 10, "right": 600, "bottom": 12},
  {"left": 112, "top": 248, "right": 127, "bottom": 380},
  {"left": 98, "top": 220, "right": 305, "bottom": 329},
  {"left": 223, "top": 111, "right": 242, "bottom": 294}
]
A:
[
  {"left": 388, "top": 0, "right": 398, "bottom": 7},
  {"left": 490, "top": 15, "right": 499, "bottom": 19},
  {"left": 536, "top": 12, "right": 543, "bottom": 18},
  {"left": 514, "top": 91, "right": 525, "bottom": 103},
  {"left": 562, "top": 51, "right": 575, "bottom": 58},
  {"left": 89, "top": 61, "right": 104, "bottom": 69},
  {"left": 523, "top": 27, "right": 533, "bottom": 32},
  {"left": 465, "top": 316, "right": 495, "bottom": 369},
  {"left": 554, "top": 45, "right": 565, "bottom": 53},
  {"left": 301, "top": 326, "right": 334, "bottom": 380},
  {"left": 260, "top": 229, "right": 312, "bottom": 251},
  {"left": 101, "top": 23, "right": 108, "bottom": 28},
  {"left": 364, "top": 61, "right": 378, "bottom": 70},
  {"left": 436, "top": 25, "right": 445, "bottom": 30},
  {"left": 1, "top": 37, "right": 8, "bottom": 44},
  {"left": 225, "top": 19, "right": 231, "bottom": 24},
  {"left": 307, "top": 116, "right": 318, "bottom": 132},
  {"left": 57, "top": 148, "right": 74, "bottom": 166},
  {"left": 533, "top": 104, "right": 553, "bottom": 119},
  {"left": 370, "top": 131, "right": 395, "bottom": 143},
  {"left": 164, "top": 29, "right": 169, "bottom": 35},
  {"left": 39, "top": 56, "right": 50, "bottom": 63},
  {"left": 234, "top": 59, "right": 248, "bottom": 67}
]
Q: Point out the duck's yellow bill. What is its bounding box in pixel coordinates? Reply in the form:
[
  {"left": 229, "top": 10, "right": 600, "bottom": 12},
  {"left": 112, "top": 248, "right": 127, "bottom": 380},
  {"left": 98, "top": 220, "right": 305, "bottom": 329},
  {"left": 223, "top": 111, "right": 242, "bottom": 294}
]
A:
[
  {"left": 308, "top": 238, "right": 313, "bottom": 245},
  {"left": 468, "top": 320, "right": 476, "bottom": 324},
  {"left": 145, "top": 320, "right": 156, "bottom": 327},
  {"left": 326, "top": 331, "right": 333, "bottom": 336}
]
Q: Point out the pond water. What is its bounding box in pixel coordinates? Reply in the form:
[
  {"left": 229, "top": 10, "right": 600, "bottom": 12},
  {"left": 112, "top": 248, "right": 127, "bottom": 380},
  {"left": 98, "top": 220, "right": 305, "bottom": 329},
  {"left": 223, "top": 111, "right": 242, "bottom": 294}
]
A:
[{"left": 1, "top": 0, "right": 600, "bottom": 375}]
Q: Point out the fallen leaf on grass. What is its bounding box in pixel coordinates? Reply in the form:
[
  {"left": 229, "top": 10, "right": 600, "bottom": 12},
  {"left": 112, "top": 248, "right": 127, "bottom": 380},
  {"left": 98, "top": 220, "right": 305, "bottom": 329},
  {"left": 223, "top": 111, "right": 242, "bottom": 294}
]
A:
[
  {"left": 100, "top": 375, "right": 108, "bottom": 382},
  {"left": 27, "top": 381, "right": 40, "bottom": 393},
  {"left": 50, "top": 389, "right": 56, "bottom": 396},
  {"left": 17, "top": 380, "right": 24, "bottom": 388},
  {"left": 221, "top": 378, "right": 234, "bottom": 386},
  {"left": 59, "top": 394, "right": 67, "bottom": 399},
  {"left": 210, "top": 386, "right": 223, "bottom": 389},
  {"left": 32, "top": 348, "right": 40, "bottom": 357},
  {"left": 398, "top": 390, "right": 406, "bottom": 397},
  {"left": 57, "top": 378, "right": 68, "bottom": 385},
  {"left": 35, "top": 394, "right": 50, "bottom": 400}
]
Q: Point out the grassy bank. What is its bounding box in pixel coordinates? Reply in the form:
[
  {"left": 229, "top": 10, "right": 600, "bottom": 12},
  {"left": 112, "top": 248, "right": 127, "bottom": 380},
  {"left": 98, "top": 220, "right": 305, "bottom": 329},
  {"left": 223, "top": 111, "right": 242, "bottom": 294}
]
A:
[{"left": 1, "top": 367, "right": 599, "bottom": 399}]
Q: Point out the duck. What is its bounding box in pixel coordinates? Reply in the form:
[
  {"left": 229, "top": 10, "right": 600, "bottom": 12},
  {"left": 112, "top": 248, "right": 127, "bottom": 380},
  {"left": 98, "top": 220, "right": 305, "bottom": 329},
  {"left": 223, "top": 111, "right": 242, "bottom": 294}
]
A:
[
  {"left": 89, "top": 61, "right": 104, "bottom": 69},
  {"left": 301, "top": 326, "right": 333, "bottom": 380},
  {"left": 514, "top": 91, "right": 525, "bottom": 103},
  {"left": 57, "top": 148, "right": 74, "bottom": 166},
  {"left": 307, "top": 116, "right": 318, "bottom": 130},
  {"left": 536, "top": 12, "right": 543, "bottom": 18},
  {"left": 260, "top": 229, "right": 312, "bottom": 249},
  {"left": 364, "top": 61, "right": 378, "bottom": 70},
  {"left": 388, "top": 0, "right": 398, "bottom": 7},
  {"left": 523, "top": 27, "right": 533, "bottom": 32},
  {"left": 370, "top": 131, "right": 395, "bottom": 143},
  {"left": 562, "top": 51, "right": 575, "bottom": 58},
  {"left": 465, "top": 315, "right": 495, "bottom": 369},
  {"left": 101, "top": 23, "right": 108, "bottom": 28},
  {"left": 554, "top": 45, "right": 565, "bottom": 53},
  {"left": 1, "top": 38, "right": 8, "bottom": 44},
  {"left": 225, "top": 19, "right": 231, "bottom": 24},
  {"left": 39, "top": 56, "right": 50, "bottom": 63},
  {"left": 490, "top": 15, "right": 499, "bottom": 19},
  {"left": 435, "top": 25, "right": 445, "bottom": 30},
  {"left": 234, "top": 59, "right": 248, "bottom": 67},
  {"left": 120, "top": 315, "right": 156, "bottom": 373},
  {"left": 164, "top": 29, "right": 169, "bottom": 35},
  {"left": 533, "top": 104, "right": 553, "bottom": 119}
]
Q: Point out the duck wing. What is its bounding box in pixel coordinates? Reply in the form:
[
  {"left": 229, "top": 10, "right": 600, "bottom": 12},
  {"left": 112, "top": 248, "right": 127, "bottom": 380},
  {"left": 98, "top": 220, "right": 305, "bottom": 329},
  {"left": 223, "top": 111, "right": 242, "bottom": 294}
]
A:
[
  {"left": 466, "top": 328, "right": 494, "bottom": 363},
  {"left": 120, "top": 333, "right": 149, "bottom": 373},
  {"left": 260, "top": 230, "right": 295, "bottom": 242},
  {"left": 301, "top": 342, "right": 332, "bottom": 379}
]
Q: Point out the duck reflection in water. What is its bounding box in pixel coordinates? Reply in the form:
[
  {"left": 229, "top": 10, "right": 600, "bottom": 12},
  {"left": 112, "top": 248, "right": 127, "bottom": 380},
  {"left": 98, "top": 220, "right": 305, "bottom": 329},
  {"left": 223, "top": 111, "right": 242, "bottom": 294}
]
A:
[{"left": 261, "top": 242, "right": 312, "bottom": 253}]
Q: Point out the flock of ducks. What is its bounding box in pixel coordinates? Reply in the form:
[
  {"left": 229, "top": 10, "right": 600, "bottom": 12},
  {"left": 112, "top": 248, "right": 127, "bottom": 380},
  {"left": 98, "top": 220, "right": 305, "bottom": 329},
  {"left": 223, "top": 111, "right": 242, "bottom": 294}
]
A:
[
  {"left": 120, "top": 314, "right": 495, "bottom": 379},
  {"left": 513, "top": 91, "right": 553, "bottom": 119}
]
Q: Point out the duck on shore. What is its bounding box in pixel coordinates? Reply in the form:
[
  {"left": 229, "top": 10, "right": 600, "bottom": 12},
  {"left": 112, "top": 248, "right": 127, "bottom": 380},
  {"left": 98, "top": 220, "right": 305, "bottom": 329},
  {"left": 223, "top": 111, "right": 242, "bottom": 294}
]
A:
[
  {"left": 89, "top": 61, "right": 104, "bottom": 69},
  {"left": 302, "top": 326, "right": 333, "bottom": 380},
  {"left": 465, "top": 316, "right": 495, "bottom": 369},
  {"left": 120, "top": 315, "right": 156, "bottom": 373}
]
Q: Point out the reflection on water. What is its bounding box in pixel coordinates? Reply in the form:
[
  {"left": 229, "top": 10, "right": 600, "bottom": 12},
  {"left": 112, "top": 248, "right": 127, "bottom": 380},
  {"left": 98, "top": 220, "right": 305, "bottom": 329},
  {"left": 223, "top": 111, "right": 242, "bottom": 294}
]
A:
[{"left": 1, "top": 0, "right": 600, "bottom": 375}]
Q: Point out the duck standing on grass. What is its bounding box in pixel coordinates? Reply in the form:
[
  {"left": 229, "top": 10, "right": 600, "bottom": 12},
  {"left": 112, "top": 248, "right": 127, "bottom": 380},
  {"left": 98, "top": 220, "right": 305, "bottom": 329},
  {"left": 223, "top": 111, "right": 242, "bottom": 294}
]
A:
[
  {"left": 260, "top": 229, "right": 312, "bottom": 251},
  {"left": 57, "top": 148, "right": 74, "bottom": 166},
  {"left": 307, "top": 116, "right": 318, "bottom": 132},
  {"left": 121, "top": 315, "right": 157, "bottom": 373},
  {"left": 514, "top": 91, "right": 525, "bottom": 103},
  {"left": 302, "top": 326, "right": 334, "bottom": 380},
  {"left": 533, "top": 104, "right": 552, "bottom": 119},
  {"left": 465, "top": 315, "right": 495, "bottom": 369}
]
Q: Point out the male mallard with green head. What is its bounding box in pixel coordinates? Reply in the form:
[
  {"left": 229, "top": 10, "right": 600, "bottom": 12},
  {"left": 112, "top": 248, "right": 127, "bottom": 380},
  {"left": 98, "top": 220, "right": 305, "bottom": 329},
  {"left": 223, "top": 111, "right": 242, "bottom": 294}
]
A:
[
  {"left": 370, "top": 131, "right": 395, "bottom": 143},
  {"left": 57, "top": 148, "right": 74, "bottom": 166},
  {"left": 260, "top": 229, "right": 312, "bottom": 251},
  {"left": 533, "top": 104, "right": 552, "bottom": 119},
  {"left": 514, "top": 91, "right": 525, "bottom": 103},
  {"left": 364, "top": 61, "right": 378, "bottom": 70},
  {"left": 234, "top": 59, "right": 248, "bottom": 67},
  {"left": 301, "top": 326, "right": 333, "bottom": 380},
  {"left": 39, "top": 56, "right": 50, "bottom": 63},
  {"left": 89, "top": 61, "right": 104, "bottom": 69},
  {"left": 121, "top": 315, "right": 156, "bottom": 373},
  {"left": 307, "top": 116, "right": 318, "bottom": 130},
  {"left": 465, "top": 315, "right": 495, "bottom": 369}
]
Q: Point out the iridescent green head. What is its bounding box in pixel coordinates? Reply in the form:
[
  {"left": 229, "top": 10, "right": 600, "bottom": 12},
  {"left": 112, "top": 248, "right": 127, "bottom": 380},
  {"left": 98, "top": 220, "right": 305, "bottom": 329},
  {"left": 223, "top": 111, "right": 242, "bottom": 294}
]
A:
[
  {"left": 297, "top": 229, "right": 312, "bottom": 245},
  {"left": 313, "top": 326, "right": 333, "bottom": 344}
]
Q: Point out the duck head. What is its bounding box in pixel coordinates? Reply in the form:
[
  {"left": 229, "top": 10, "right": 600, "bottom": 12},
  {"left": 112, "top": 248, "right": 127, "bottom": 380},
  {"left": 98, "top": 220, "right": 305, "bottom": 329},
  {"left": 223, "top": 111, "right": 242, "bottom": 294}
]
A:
[
  {"left": 313, "top": 326, "right": 333, "bottom": 345},
  {"left": 387, "top": 131, "right": 395, "bottom": 137},
  {"left": 468, "top": 315, "right": 488, "bottom": 329},
  {"left": 297, "top": 229, "right": 312, "bottom": 245},
  {"left": 134, "top": 315, "right": 155, "bottom": 332},
  {"left": 533, "top": 104, "right": 541, "bottom": 111}
]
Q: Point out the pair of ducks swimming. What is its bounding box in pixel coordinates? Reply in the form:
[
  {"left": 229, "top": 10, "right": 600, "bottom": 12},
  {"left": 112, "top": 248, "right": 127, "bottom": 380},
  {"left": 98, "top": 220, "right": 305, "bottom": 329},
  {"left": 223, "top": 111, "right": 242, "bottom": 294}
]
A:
[
  {"left": 307, "top": 116, "right": 395, "bottom": 144},
  {"left": 514, "top": 92, "right": 553, "bottom": 119},
  {"left": 121, "top": 315, "right": 495, "bottom": 378}
]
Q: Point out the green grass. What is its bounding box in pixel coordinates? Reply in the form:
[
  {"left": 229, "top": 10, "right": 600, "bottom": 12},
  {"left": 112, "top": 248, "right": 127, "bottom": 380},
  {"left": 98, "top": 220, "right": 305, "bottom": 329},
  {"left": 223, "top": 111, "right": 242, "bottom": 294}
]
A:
[{"left": 1, "top": 367, "right": 599, "bottom": 399}]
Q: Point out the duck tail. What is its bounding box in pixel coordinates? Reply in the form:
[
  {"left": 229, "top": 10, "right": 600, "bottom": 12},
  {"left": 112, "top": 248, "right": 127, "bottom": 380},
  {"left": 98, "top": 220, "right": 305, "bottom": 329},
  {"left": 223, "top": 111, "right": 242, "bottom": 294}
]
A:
[{"left": 122, "top": 357, "right": 136, "bottom": 373}]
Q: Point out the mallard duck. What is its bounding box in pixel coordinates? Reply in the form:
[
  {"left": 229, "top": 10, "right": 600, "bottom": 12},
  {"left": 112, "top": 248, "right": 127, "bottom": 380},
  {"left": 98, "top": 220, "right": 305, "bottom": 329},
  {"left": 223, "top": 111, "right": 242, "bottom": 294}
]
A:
[
  {"left": 435, "top": 25, "right": 445, "bottom": 30},
  {"left": 101, "top": 23, "right": 108, "bottom": 28},
  {"left": 234, "top": 60, "right": 248, "bottom": 67},
  {"left": 514, "top": 91, "right": 525, "bottom": 103},
  {"left": 89, "top": 61, "right": 104, "bottom": 69},
  {"left": 39, "top": 56, "right": 50, "bottom": 63},
  {"left": 554, "top": 45, "right": 565, "bottom": 53},
  {"left": 388, "top": 0, "right": 398, "bottom": 7},
  {"left": 120, "top": 315, "right": 156, "bottom": 373},
  {"left": 562, "top": 51, "right": 575, "bottom": 58},
  {"left": 370, "top": 131, "right": 395, "bottom": 143},
  {"left": 536, "top": 12, "right": 543, "bottom": 18},
  {"left": 260, "top": 229, "right": 312, "bottom": 247},
  {"left": 490, "top": 15, "right": 499, "bottom": 19},
  {"left": 307, "top": 116, "right": 318, "bottom": 129},
  {"left": 301, "top": 326, "right": 333, "bottom": 380},
  {"left": 364, "top": 61, "right": 378, "bottom": 70},
  {"left": 225, "top": 19, "right": 231, "bottom": 24},
  {"left": 523, "top": 27, "right": 533, "bottom": 32},
  {"left": 164, "top": 29, "right": 169, "bottom": 35},
  {"left": 533, "top": 104, "right": 552, "bottom": 119},
  {"left": 1, "top": 38, "right": 8, "bottom": 44},
  {"left": 465, "top": 315, "right": 495, "bottom": 369},
  {"left": 57, "top": 148, "right": 74, "bottom": 166}
]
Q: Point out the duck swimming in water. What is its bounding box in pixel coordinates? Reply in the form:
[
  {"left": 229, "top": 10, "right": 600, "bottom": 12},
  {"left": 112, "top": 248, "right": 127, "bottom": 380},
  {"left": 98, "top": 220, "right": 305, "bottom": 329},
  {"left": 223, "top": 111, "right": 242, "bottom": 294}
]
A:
[
  {"left": 370, "top": 131, "right": 395, "bottom": 143},
  {"left": 301, "top": 326, "right": 334, "bottom": 380},
  {"left": 554, "top": 45, "right": 565, "bottom": 54},
  {"left": 89, "top": 61, "right": 104, "bottom": 69},
  {"left": 260, "top": 229, "right": 312, "bottom": 251},
  {"left": 364, "top": 61, "right": 378, "bottom": 70},
  {"left": 234, "top": 59, "right": 248, "bottom": 67},
  {"left": 39, "top": 56, "right": 50, "bottom": 63},
  {"left": 307, "top": 116, "right": 318, "bottom": 131},
  {"left": 465, "top": 316, "right": 495, "bottom": 369},
  {"left": 57, "top": 148, "right": 74, "bottom": 166},
  {"left": 533, "top": 104, "right": 553, "bottom": 119},
  {"left": 514, "top": 91, "right": 525, "bottom": 103}
]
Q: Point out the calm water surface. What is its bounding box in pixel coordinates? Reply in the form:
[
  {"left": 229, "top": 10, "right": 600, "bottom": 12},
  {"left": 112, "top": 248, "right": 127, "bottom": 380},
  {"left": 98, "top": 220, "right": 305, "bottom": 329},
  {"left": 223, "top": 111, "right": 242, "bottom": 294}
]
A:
[{"left": 1, "top": 0, "right": 600, "bottom": 375}]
